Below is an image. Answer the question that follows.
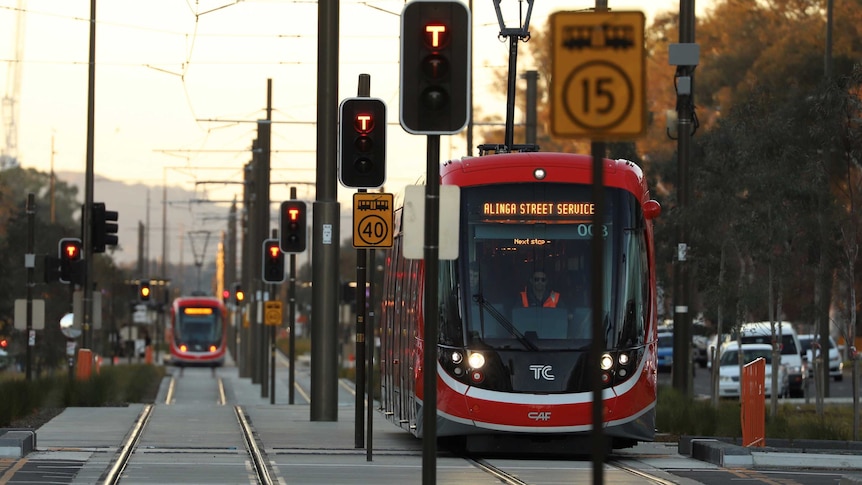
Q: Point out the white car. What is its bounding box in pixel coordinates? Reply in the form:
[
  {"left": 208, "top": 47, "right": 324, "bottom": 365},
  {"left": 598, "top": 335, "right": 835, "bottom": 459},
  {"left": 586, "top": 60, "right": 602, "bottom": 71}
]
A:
[
  {"left": 798, "top": 334, "right": 844, "bottom": 382},
  {"left": 718, "top": 343, "right": 788, "bottom": 398}
]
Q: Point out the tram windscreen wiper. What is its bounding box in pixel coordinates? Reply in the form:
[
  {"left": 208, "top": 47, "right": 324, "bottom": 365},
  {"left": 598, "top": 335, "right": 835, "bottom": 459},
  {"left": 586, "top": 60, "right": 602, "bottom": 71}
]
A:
[{"left": 473, "top": 294, "right": 539, "bottom": 351}]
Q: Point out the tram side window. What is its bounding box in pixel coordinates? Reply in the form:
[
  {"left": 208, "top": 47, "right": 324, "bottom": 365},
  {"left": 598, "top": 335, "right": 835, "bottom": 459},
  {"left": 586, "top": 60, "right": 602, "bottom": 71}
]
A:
[
  {"left": 438, "top": 261, "right": 462, "bottom": 345},
  {"left": 615, "top": 230, "right": 647, "bottom": 348}
]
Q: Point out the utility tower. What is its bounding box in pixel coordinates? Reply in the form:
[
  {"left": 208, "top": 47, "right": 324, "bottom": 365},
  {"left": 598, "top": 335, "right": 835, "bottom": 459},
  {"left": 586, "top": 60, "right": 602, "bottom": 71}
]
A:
[{"left": 1, "top": 0, "right": 25, "bottom": 170}]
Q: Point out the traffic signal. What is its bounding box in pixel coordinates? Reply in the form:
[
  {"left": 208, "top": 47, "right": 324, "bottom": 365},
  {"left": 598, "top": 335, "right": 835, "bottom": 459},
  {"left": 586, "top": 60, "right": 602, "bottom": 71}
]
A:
[
  {"left": 234, "top": 283, "right": 245, "bottom": 305},
  {"left": 91, "top": 202, "right": 119, "bottom": 253},
  {"left": 279, "top": 200, "right": 307, "bottom": 253},
  {"left": 0, "top": 337, "right": 8, "bottom": 349},
  {"left": 262, "top": 239, "right": 285, "bottom": 283},
  {"left": 339, "top": 97, "right": 387, "bottom": 188},
  {"left": 58, "top": 238, "right": 82, "bottom": 284},
  {"left": 222, "top": 288, "right": 230, "bottom": 303},
  {"left": 139, "top": 281, "right": 151, "bottom": 301},
  {"left": 400, "top": 0, "right": 471, "bottom": 134}
]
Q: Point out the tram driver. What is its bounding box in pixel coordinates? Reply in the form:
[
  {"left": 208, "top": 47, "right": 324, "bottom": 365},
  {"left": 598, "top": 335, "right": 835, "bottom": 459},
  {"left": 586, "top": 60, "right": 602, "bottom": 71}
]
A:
[{"left": 519, "top": 270, "right": 561, "bottom": 308}]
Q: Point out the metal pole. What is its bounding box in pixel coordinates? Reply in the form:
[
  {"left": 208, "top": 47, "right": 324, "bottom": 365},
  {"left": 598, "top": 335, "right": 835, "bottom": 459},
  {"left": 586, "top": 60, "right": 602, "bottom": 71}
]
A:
[
  {"left": 26, "top": 193, "right": 35, "bottom": 381},
  {"left": 270, "top": 309, "right": 276, "bottom": 405},
  {"left": 422, "top": 135, "right": 440, "bottom": 485},
  {"left": 523, "top": 71, "right": 538, "bottom": 145},
  {"left": 590, "top": 141, "right": 605, "bottom": 484},
  {"left": 355, "top": 214, "right": 367, "bottom": 447},
  {"left": 289, "top": 188, "right": 297, "bottom": 404},
  {"left": 466, "top": 0, "right": 473, "bottom": 156},
  {"left": 311, "top": 0, "right": 340, "bottom": 421},
  {"left": 672, "top": 0, "right": 695, "bottom": 397},
  {"left": 503, "top": 35, "right": 518, "bottom": 150},
  {"left": 590, "top": 8, "right": 607, "bottom": 485},
  {"left": 82, "top": 0, "right": 96, "bottom": 350},
  {"left": 819, "top": 0, "right": 834, "bottom": 400},
  {"left": 259, "top": 80, "right": 273, "bottom": 399},
  {"left": 355, "top": 74, "right": 371, "bottom": 447},
  {"left": 366, "top": 248, "right": 375, "bottom": 461}
]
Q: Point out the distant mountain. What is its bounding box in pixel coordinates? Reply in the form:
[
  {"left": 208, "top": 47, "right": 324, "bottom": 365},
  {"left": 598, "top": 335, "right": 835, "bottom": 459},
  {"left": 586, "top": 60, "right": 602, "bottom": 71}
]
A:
[{"left": 55, "top": 171, "right": 233, "bottom": 269}]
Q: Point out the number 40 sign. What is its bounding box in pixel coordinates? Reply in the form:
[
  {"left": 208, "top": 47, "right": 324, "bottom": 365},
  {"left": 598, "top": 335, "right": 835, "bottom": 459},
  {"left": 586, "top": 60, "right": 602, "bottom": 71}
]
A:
[{"left": 550, "top": 11, "right": 645, "bottom": 139}]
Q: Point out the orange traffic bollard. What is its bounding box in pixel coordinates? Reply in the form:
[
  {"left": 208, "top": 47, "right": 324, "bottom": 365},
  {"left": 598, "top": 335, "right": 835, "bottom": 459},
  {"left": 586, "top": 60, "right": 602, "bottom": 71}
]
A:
[
  {"left": 145, "top": 345, "right": 153, "bottom": 364},
  {"left": 741, "top": 357, "right": 766, "bottom": 447},
  {"left": 75, "top": 348, "right": 93, "bottom": 381}
]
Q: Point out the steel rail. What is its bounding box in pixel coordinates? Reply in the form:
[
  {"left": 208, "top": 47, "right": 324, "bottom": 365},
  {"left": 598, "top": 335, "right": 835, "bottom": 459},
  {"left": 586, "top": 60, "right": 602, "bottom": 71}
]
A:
[
  {"left": 466, "top": 457, "right": 530, "bottom": 485},
  {"left": 608, "top": 459, "right": 680, "bottom": 485},
  {"left": 101, "top": 404, "right": 154, "bottom": 485},
  {"left": 234, "top": 405, "right": 274, "bottom": 485}
]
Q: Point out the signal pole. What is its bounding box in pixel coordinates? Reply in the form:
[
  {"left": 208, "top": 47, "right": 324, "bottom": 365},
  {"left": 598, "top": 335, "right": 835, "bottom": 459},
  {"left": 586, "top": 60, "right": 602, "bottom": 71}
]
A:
[
  {"left": 312, "top": 0, "right": 340, "bottom": 421},
  {"left": 82, "top": 0, "right": 96, "bottom": 350},
  {"left": 671, "top": 0, "right": 697, "bottom": 396}
]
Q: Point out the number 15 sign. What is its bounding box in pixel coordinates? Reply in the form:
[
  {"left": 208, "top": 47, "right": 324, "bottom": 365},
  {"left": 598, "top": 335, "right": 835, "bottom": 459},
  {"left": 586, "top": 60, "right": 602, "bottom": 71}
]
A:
[{"left": 550, "top": 11, "right": 645, "bottom": 139}]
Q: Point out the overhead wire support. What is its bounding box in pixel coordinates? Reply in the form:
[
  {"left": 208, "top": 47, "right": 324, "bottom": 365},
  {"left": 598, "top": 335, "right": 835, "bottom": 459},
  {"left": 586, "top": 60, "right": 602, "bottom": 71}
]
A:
[{"left": 491, "top": 0, "right": 535, "bottom": 153}]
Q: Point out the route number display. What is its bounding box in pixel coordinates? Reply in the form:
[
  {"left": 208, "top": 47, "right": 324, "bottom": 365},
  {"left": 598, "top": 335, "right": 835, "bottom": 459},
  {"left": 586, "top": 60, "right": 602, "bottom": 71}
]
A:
[
  {"left": 353, "top": 192, "right": 394, "bottom": 248},
  {"left": 550, "top": 11, "right": 645, "bottom": 139}
]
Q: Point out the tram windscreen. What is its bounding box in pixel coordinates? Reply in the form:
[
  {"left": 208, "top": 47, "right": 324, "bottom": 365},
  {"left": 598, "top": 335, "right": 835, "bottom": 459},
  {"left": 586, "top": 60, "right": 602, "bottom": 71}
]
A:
[
  {"left": 452, "top": 183, "right": 648, "bottom": 351},
  {"left": 175, "top": 307, "right": 223, "bottom": 346}
]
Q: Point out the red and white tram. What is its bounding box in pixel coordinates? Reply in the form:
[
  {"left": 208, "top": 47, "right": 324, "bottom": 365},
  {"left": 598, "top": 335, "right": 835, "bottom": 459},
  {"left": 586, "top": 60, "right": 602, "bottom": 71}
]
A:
[
  {"left": 168, "top": 296, "right": 228, "bottom": 367},
  {"left": 379, "top": 151, "right": 661, "bottom": 452}
]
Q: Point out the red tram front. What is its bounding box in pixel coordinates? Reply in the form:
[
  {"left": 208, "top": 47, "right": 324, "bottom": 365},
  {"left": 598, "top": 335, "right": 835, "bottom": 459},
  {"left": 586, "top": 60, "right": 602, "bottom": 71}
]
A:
[
  {"left": 379, "top": 152, "right": 661, "bottom": 452},
  {"left": 168, "top": 296, "right": 228, "bottom": 367}
]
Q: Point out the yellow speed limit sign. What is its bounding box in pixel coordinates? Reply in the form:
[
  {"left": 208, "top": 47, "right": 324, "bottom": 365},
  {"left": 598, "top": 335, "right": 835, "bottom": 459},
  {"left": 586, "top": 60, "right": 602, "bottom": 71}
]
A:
[
  {"left": 550, "top": 11, "right": 645, "bottom": 139},
  {"left": 264, "top": 301, "right": 282, "bottom": 326},
  {"left": 353, "top": 192, "right": 393, "bottom": 248}
]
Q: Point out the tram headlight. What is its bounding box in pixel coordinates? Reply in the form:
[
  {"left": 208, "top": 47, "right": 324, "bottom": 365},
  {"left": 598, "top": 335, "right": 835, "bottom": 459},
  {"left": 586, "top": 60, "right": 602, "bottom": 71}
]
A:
[
  {"left": 179, "top": 344, "right": 188, "bottom": 352},
  {"left": 468, "top": 352, "right": 485, "bottom": 369},
  {"left": 451, "top": 351, "right": 463, "bottom": 365},
  {"left": 618, "top": 353, "right": 630, "bottom": 366},
  {"left": 209, "top": 345, "right": 217, "bottom": 353},
  {"left": 600, "top": 353, "right": 614, "bottom": 371}
]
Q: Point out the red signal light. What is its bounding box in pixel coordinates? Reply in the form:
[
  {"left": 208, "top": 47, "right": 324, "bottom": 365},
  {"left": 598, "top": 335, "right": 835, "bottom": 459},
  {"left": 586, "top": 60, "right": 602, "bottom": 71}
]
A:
[
  {"left": 61, "top": 240, "right": 82, "bottom": 260},
  {"left": 280, "top": 201, "right": 307, "bottom": 252},
  {"left": 354, "top": 114, "right": 374, "bottom": 133},
  {"left": 0, "top": 338, "right": 8, "bottom": 348},
  {"left": 268, "top": 243, "right": 280, "bottom": 259},
  {"left": 424, "top": 24, "right": 448, "bottom": 49}
]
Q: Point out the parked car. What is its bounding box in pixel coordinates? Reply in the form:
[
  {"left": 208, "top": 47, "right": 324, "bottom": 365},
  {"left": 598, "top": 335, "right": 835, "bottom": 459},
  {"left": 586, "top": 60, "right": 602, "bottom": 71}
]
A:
[
  {"left": 798, "top": 334, "right": 843, "bottom": 382},
  {"left": 734, "top": 321, "right": 804, "bottom": 397},
  {"left": 718, "top": 342, "right": 788, "bottom": 398},
  {"left": 657, "top": 331, "right": 673, "bottom": 372}
]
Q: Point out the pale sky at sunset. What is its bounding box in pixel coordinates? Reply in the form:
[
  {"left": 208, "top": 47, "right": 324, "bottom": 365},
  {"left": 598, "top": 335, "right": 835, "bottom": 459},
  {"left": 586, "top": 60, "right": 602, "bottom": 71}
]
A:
[{"left": 0, "top": 0, "right": 712, "bottom": 264}]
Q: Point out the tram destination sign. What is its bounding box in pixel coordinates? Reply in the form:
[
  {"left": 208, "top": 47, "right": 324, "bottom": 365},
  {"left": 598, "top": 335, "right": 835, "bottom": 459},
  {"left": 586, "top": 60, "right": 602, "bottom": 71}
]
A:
[{"left": 550, "top": 11, "right": 645, "bottom": 139}]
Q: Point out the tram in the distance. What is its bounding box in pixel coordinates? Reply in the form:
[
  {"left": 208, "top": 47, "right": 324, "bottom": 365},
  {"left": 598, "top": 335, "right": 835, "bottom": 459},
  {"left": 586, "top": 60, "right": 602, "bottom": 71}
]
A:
[
  {"left": 168, "top": 296, "right": 228, "bottom": 367},
  {"left": 379, "top": 151, "right": 662, "bottom": 452}
]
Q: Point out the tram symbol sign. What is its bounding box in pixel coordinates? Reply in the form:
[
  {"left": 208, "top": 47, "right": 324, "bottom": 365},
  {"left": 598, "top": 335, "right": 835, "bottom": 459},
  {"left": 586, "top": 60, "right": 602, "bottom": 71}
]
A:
[
  {"left": 550, "top": 11, "right": 645, "bottom": 139},
  {"left": 353, "top": 192, "right": 394, "bottom": 248},
  {"left": 264, "top": 301, "right": 282, "bottom": 326}
]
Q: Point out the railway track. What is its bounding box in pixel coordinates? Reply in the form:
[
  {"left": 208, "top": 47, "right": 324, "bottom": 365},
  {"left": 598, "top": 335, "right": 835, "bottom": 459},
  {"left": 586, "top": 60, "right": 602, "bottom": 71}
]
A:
[
  {"left": 80, "top": 366, "right": 683, "bottom": 485},
  {"left": 461, "top": 455, "right": 679, "bottom": 484},
  {"left": 99, "top": 370, "right": 275, "bottom": 485}
]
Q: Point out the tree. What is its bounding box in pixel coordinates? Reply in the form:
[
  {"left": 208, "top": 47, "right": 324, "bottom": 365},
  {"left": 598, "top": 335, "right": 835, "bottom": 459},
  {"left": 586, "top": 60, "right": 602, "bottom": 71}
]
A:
[{"left": 0, "top": 167, "right": 132, "bottom": 372}]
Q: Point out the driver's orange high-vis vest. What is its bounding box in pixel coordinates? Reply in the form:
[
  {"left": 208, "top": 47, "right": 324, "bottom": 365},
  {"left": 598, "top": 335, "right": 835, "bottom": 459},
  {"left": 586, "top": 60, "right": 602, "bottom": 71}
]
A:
[{"left": 520, "top": 289, "right": 560, "bottom": 308}]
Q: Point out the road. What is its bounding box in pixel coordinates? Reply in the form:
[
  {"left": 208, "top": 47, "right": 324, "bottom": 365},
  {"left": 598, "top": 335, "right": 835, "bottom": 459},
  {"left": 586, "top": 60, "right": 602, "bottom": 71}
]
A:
[{"left": 658, "top": 363, "right": 860, "bottom": 400}]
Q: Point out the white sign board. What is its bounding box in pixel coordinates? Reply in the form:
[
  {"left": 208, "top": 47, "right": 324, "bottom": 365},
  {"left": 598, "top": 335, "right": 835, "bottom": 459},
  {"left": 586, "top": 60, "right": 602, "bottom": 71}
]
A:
[
  {"left": 14, "top": 299, "right": 45, "bottom": 330},
  {"left": 402, "top": 185, "right": 460, "bottom": 260}
]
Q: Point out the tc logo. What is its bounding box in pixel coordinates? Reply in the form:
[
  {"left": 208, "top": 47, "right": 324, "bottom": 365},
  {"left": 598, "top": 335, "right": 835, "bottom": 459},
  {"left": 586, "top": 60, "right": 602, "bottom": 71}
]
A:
[
  {"left": 528, "top": 411, "right": 552, "bottom": 421},
  {"left": 529, "top": 364, "right": 555, "bottom": 380}
]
